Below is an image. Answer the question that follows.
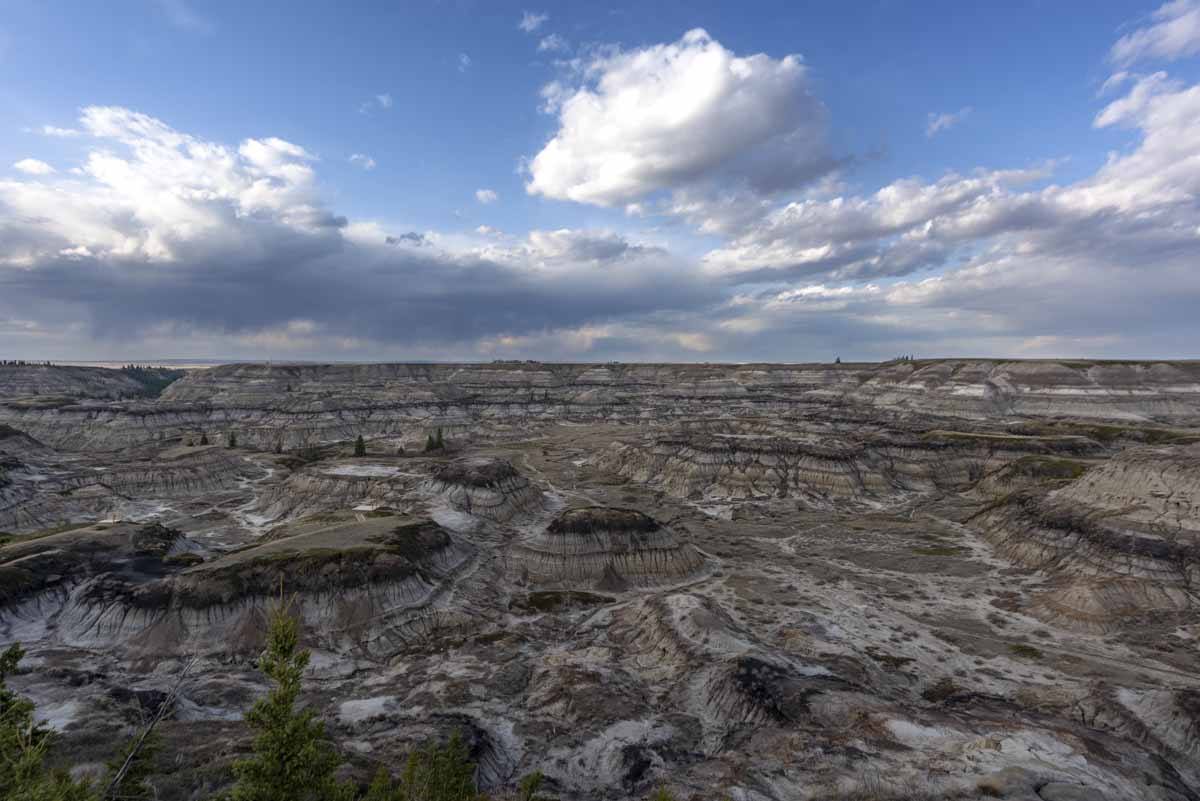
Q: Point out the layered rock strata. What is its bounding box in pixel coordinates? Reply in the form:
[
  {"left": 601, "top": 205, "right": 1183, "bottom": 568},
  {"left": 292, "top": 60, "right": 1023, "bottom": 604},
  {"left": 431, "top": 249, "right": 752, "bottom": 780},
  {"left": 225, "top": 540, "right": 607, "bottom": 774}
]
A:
[
  {"left": 970, "top": 447, "right": 1200, "bottom": 631},
  {"left": 4, "top": 359, "right": 1200, "bottom": 453},
  {"left": 513, "top": 507, "right": 706, "bottom": 590},
  {"left": 422, "top": 457, "right": 543, "bottom": 521}
]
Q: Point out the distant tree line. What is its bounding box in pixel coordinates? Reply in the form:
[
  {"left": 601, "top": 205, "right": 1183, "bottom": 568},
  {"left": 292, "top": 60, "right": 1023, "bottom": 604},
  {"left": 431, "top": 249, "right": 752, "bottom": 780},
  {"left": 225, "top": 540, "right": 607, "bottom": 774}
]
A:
[{"left": 0, "top": 360, "right": 53, "bottom": 367}]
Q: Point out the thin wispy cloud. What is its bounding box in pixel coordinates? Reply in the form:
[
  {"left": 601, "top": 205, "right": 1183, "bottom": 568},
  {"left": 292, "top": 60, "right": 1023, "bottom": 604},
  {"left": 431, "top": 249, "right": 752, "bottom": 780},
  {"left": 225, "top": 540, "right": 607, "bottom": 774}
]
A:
[
  {"left": 349, "top": 153, "right": 376, "bottom": 170},
  {"left": 475, "top": 188, "right": 498, "bottom": 204},
  {"left": 538, "top": 33, "right": 569, "bottom": 52},
  {"left": 925, "top": 106, "right": 972, "bottom": 137},
  {"left": 358, "top": 93, "right": 393, "bottom": 114},
  {"left": 458, "top": 53, "right": 472, "bottom": 72},
  {"left": 36, "top": 125, "right": 82, "bottom": 138},
  {"left": 1111, "top": 0, "right": 1200, "bottom": 65},
  {"left": 518, "top": 11, "right": 548, "bottom": 33},
  {"left": 154, "top": 0, "right": 214, "bottom": 34}
]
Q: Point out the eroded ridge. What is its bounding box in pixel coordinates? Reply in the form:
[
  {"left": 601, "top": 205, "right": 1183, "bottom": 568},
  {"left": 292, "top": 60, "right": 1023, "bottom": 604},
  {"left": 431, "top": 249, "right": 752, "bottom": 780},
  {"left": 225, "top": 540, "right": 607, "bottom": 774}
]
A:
[{"left": 513, "top": 507, "right": 707, "bottom": 591}]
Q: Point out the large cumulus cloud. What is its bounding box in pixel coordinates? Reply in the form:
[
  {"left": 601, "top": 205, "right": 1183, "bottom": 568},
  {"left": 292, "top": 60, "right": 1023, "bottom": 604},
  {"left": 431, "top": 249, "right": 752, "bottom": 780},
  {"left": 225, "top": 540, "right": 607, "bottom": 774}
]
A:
[{"left": 525, "top": 29, "right": 836, "bottom": 208}]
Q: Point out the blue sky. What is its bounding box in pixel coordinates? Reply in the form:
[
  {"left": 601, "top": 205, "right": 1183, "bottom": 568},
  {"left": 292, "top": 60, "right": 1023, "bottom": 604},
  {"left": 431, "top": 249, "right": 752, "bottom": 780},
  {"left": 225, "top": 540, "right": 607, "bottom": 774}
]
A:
[{"left": 2, "top": 0, "right": 1200, "bottom": 361}]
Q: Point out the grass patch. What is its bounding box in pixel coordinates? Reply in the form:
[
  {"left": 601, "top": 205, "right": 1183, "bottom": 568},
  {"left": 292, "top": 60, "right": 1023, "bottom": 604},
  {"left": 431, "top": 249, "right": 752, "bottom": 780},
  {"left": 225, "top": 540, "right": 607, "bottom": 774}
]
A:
[
  {"left": 1008, "top": 643, "right": 1043, "bottom": 659},
  {"left": 511, "top": 590, "right": 615, "bottom": 613},
  {"left": 363, "top": 509, "right": 397, "bottom": 518},
  {"left": 864, "top": 648, "right": 914, "bottom": 670},
  {"left": 911, "top": 545, "right": 968, "bottom": 557},
  {"left": 1, "top": 520, "right": 95, "bottom": 546},
  {"left": 1007, "top": 455, "right": 1089, "bottom": 481},
  {"left": 921, "top": 677, "right": 962, "bottom": 703}
]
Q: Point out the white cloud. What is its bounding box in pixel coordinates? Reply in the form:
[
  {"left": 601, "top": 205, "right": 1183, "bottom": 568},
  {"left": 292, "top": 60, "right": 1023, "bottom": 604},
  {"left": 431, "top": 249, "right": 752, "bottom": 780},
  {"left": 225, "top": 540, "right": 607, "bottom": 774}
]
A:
[
  {"left": 458, "top": 53, "right": 472, "bottom": 72},
  {"left": 518, "top": 11, "right": 548, "bottom": 33},
  {"left": 349, "top": 153, "right": 377, "bottom": 170},
  {"left": 359, "top": 94, "right": 393, "bottom": 114},
  {"left": 925, "top": 106, "right": 972, "bottom": 137},
  {"left": 1111, "top": 0, "right": 1200, "bottom": 65},
  {"left": 703, "top": 63, "right": 1200, "bottom": 296},
  {"left": 13, "top": 158, "right": 55, "bottom": 175},
  {"left": 538, "top": 33, "right": 568, "bottom": 52},
  {"left": 1098, "top": 71, "right": 1132, "bottom": 96},
  {"left": 0, "top": 106, "right": 329, "bottom": 263},
  {"left": 475, "top": 188, "right": 498, "bottom": 204},
  {"left": 526, "top": 29, "right": 833, "bottom": 207},
  {"left": 38, "top": 125, "right": 82, "bottom": 138}
]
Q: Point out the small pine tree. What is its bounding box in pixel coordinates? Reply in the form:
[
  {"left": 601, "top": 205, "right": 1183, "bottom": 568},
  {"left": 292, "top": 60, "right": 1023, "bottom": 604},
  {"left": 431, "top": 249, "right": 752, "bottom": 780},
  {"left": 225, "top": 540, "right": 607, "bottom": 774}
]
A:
[
  {"left": 227, "top": 431, "right": 238, "bottom": 449},
  {"left": 397, "top": 733, "right": 477, "bottom": 801},
  {"left": 354, "top": 435, "right": 366, "bottom": 458},
  {"left": 200, "top": 433, "right": 209, "bottom": 446},
  {"left": 229, "top": 603, "right": 351, "bottom": 801},
  {"left": 425, "top": 434, "right": 437, "bottom": 453},
  {"left": 834, "top": 356, "right": 841, "bottom": 364},
  {"left": 518, "top": 770, "right": 544, "bottom": 801},
  {"left": 435, "top": 428, "right": 444, "bottom": 450},
  {"left": 1, "top": 644, "right": 96, "bottom": 800}
]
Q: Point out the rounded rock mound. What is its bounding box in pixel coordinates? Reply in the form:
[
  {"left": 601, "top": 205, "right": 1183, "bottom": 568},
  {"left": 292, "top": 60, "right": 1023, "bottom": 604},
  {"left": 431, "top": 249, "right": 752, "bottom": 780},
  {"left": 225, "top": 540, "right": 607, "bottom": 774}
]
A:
[
  {"left": 422, "top": 457, "right": 543, "bottom": 521},
  {"left": 514, "top": 506, "right": 706, "bottom": 591}
]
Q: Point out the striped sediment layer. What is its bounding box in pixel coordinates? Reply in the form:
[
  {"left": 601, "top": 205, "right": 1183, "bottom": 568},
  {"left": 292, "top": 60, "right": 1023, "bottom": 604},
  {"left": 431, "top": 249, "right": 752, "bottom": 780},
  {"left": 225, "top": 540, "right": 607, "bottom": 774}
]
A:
[
  {"left": 5, "top": 359, "right": 1200, "bottom": 453},
  {"left": 422, "top": 457, "right": 544, "bottom": 522},
  {"left": 513, "top": 507, "right": 706, "bottom": 591},
  {"left": 970, "top": 449, "right": 1200, "bottom": 632},
  {"left": 0, "top": 519, "right": 475, "bottom": 657},
  {"left": 598, "top": 429, "right": 1099, "bottom": 505}
]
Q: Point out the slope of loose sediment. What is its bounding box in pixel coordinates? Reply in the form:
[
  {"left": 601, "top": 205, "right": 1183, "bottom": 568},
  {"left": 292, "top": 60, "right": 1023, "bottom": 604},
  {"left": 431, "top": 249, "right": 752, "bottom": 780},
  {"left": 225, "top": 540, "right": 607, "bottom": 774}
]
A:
[
  {"left": 422, "top": 457, "right": 543, "bottom": 521},
  {"left": 10, "top": 517, "right": 475, "bottom": 656},
  {"left": 971, "top": 450, "right": 1200, "bottom": 631},
  {"left": 513, "top": 507, "right": 706, "bottom": 590},
  {"left": 1054, "top": 443, "right": 1200, "bottom": 532}
]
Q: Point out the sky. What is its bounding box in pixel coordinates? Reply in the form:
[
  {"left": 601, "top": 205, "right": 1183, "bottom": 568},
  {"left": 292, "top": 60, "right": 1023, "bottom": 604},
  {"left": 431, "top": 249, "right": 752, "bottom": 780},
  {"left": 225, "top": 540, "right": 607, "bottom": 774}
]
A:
[{"left": 2, "top": 0, "right": 1200, "bottom": 362}]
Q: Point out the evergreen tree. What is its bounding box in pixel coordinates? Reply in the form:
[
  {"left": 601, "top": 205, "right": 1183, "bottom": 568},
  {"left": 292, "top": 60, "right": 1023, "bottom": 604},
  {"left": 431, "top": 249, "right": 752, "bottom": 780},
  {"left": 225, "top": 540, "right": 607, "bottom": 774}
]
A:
[
  {"left": 435, "top": 428, "right": 444, "bottom": 450},
  {"left": 425, "top": 434, "right": 437, "bottom": 453},
  {"left": 200, "top": 433, "right": 209, "bottom": 446},
  {"left": 360, "top": 734, "right": 479, "bottom": 801},
  {"left": 229, "top": 604, "right": 351, "bottom": 801},
  {"left": 227, "top": 432, "right": 238, "bottom": 449},
  {"left": 354, "top": 436, "right": 366, "bottom": 458},
  {"left": 1, "top": 644, "right": 96, "bottom": 800}
]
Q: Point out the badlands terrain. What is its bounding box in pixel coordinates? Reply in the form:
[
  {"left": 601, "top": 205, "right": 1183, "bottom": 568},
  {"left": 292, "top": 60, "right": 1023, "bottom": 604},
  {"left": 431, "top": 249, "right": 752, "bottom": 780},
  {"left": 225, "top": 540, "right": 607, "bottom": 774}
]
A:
[{"left": 1, "top": 359, "right": 1199, "bottom": 800}]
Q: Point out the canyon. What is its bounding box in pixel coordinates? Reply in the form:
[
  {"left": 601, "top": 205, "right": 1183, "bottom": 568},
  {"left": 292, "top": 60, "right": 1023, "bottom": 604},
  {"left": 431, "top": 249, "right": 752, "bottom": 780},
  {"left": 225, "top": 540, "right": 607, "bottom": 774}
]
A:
[{"left": 1, "top": 359, "right": 1198, "bottom": 800}]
